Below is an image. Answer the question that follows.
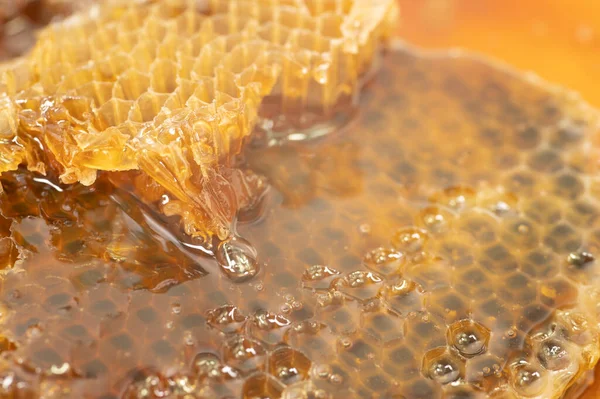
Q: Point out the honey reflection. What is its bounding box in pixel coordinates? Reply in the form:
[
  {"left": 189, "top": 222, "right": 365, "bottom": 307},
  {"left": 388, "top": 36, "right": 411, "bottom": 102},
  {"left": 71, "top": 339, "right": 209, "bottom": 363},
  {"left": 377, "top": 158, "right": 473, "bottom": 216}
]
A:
[
  {"left": 247, "top": 140, "right": 364, "bottom": 209},
  {"left": 0, "top": 170, "right": 210, "bottom": 293}
]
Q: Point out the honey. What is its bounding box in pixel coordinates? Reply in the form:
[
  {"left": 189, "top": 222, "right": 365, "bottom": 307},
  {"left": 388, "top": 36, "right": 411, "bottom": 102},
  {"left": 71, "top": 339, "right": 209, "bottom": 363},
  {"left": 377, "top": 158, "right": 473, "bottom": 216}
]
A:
[{"left": 1, "top": 1, "right": 600, "bottom": 399}]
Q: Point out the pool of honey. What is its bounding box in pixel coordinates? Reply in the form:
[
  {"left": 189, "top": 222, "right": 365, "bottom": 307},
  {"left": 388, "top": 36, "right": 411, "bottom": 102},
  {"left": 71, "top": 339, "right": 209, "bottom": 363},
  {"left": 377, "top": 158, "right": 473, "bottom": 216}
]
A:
[
  {"left": 2, "top": 3, "right": 600, "bottom": 399},
  {"left": 0, "top": 41, "right": 600, "bottom": 398},
  {"left": 396, "top": 2, "right": 600, "bottom": 397}
]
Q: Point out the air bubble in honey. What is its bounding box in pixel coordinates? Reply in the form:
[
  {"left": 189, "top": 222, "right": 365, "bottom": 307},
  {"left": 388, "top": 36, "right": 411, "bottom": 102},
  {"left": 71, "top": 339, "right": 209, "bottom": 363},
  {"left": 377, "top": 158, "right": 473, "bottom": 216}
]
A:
[
  {"left": 431, "top": 186, "right": 476, "bottom": 211},
  {"left": 378, "top": 277, "right": 424, "bottom": 316}
]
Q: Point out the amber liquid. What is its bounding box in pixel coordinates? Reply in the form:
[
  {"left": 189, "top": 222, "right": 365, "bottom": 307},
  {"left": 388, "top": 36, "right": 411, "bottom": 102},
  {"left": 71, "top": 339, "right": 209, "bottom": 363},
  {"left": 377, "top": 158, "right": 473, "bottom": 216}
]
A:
[
  {"left": 0, "top": 41, "right": 599, "bottom": 398},
  {"left": 1, "top": 2, "right": 600, "bottom": 397},
  {"left": 397, "top": 2, "right": 600, "bottom": 396}
]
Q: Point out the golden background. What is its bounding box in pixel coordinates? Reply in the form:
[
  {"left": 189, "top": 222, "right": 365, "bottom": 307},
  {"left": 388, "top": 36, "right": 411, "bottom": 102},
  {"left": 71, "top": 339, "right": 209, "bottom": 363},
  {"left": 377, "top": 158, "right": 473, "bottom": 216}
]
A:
[{"left": 396, "top": 0, "right": 600, "bottom": 107}]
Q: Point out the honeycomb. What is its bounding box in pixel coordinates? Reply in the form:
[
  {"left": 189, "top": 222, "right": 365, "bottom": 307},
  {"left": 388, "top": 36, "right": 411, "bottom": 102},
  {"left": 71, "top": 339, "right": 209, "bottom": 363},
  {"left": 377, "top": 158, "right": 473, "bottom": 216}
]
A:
[
  {"left": 0, "top": 0, "right": 397, "bottom": 241},
  {"left": 1, "top": 38, "right": 600, "bottom": 398}
]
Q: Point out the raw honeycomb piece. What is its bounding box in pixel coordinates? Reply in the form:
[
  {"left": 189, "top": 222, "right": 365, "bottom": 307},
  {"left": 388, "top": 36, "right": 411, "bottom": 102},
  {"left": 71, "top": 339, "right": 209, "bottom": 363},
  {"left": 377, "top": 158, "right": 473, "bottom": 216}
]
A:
[{"left": 0, "top": 0, "right": 397, "bottom": 240}]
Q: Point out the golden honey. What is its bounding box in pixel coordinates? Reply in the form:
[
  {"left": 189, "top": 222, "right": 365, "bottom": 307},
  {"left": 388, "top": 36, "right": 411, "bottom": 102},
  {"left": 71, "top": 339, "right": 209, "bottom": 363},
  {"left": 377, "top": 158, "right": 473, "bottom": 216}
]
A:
[{"left": 0, "top": 1, "right": 600, "bottom": 399}]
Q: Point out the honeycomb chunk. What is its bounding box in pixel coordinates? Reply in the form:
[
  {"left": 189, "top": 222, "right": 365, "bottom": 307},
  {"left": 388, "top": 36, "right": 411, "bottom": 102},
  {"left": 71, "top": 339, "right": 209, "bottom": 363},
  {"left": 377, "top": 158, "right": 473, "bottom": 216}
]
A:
[{"left": 0, "top": 0, "right": 397, "bottom": 240}]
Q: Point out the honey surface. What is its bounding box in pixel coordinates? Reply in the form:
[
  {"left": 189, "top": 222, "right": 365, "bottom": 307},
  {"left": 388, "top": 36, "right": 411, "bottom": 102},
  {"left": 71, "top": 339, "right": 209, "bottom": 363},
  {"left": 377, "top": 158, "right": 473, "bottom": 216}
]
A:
[
  {"left": 1, "top": 40, "right": 600, "bottom": 398},
  {"left": 396, "top": 2, "right": 600, "bottom": 396},
  {"left": 1, "top": 2, "right": 600, "bottom": 399}
]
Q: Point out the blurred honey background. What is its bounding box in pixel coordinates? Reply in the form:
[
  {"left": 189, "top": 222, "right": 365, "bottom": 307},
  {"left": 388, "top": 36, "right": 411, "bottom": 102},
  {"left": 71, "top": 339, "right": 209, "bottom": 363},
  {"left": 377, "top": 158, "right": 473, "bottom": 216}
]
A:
[
  {"left": 396, "top": 0, "right": 600, "bottom": 107},
  {"left": 396, "top": 1, "right": 600, "bottom": 397}
]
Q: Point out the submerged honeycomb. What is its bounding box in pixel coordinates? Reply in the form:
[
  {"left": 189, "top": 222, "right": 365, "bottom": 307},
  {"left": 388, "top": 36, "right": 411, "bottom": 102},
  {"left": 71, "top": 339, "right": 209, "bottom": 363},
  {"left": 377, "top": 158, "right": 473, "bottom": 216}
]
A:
[
  {"left": 0, "top": 42, "right": 599, "bottom": 398},
  {"left": 0, "top": 0, "right": 396, "bottom": 241}
]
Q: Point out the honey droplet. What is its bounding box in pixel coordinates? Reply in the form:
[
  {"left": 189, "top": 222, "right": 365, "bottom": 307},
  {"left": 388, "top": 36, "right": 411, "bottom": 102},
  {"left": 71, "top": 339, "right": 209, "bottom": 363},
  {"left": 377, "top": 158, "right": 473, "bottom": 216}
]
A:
[
  {"left": 343, "top": 271, "right": 383, "bottom": 288},
  {"left": 447, "top": 319, "right": 490, "bottom": 357},
  {"left": 302, "top": 265, "right": 340, "bottom": 282},
  {"left": 268, "top": 347, "right": 311, "bottom": 384},
  {"left": 391, "top": 227, "right": 428, "bottom": 253},
  {"left": 419, "top": 206, "right": 453, "bottom": 234},
  {"left": 206, "top": 305, "right": 247, "bottom": 333},
  {"left": 216, "top": 236, "right": 260, "bottom": 283},
  {"left": 510, "top": 364, "right": 547, "bottom": 397},
  {"left": 363, "top": 247, "right": 405, "bottom": 275},
  {"left": 252, "top": 310, "right": 291, "bottom": 331},
  {"left": 537, "top": 339, "right": 571, "bottom": 371},
  {"left": 422, "top": 348, "right": 463, "bottom": 384},
  {"left": 332, "top": 270, "right": 384, "bottom": 301}
]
